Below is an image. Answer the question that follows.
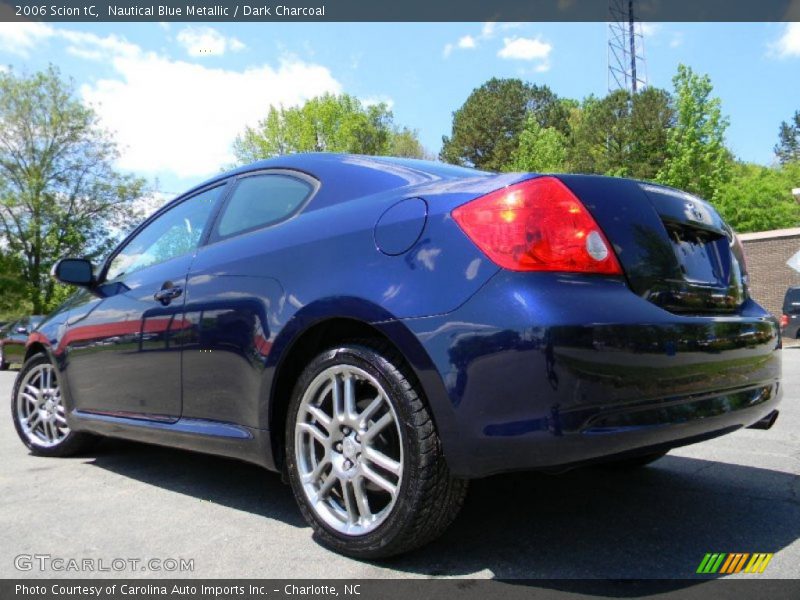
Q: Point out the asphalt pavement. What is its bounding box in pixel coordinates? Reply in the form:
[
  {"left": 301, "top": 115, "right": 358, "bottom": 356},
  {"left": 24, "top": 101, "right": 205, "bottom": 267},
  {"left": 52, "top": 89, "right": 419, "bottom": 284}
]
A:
[{"left": 0, "top": 350, "right": 798, "bottom": 580}]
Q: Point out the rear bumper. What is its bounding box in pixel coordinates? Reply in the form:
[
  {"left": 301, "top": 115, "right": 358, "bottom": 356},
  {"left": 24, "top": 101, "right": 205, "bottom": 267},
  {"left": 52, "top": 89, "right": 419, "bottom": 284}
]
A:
[{"left": 402, "top": 272, "right": 782, "bottom": 478}]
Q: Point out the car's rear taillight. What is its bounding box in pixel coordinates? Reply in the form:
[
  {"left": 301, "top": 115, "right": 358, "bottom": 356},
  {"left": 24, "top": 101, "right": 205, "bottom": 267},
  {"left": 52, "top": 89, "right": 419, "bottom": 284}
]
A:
[
  {"left": 780, "top": 314, "right": 789, "bottom": 328},
  {"left": 452, "top": 176, "right": 622, "bottom": 274}
]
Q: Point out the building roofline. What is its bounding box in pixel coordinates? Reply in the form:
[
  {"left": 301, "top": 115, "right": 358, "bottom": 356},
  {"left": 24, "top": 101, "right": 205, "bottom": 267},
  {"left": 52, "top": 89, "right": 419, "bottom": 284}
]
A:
[{"left": 738, "top": 227, "right": 800, "bottom": 241}]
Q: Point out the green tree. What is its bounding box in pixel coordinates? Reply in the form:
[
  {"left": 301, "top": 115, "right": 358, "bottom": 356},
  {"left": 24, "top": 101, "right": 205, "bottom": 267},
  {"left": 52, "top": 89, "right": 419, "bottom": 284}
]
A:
[
  {"left": 440, "top": 79, "right": 565, "bottom": 171},
  {"left": 526, "top": 85, "right": 572, "bottom": 136},
  {"left": 775, "top": 110, "right": 800, "bottom": 165},
  {"left": 0, "top": 66, "right": 147, "bottom": 313},
  {"left": 0, "top": 251, "right": 30, "bottom": 320},
  {"left": 627, "top": 87, "right": 675, "bottom": 179},
  {"left": 714, "top": 162, "right": 800, "bottom": 233},
  {"left": 656, "top": 64, "right": 731, "bottom": 201},
  {"left": 508, "top": 117, "right": 568, "bottom": 172},
  {"left": 388, "top": 127, "right": 426, "bottom": 159},
  {"left": 567, "top": 88, "right": 673, "bottom": 179},
  {"left": 233, "top": 93, "right": 417, "bottom": 162}
]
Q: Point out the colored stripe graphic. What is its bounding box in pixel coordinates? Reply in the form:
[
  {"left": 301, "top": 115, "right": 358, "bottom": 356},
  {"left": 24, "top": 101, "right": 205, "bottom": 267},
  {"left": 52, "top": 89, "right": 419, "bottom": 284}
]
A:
[
  {"left": 744, "top": 553, "right": 774, "bottom": 573},
  {"left": 697, "top": 553, "right": 773, "bottom": 574},
  {"left": 720, "top": 553, "right": 749, "bottom": 574},
  {"left": 697, "top": 553, "right": 726, "bottom": 574}
]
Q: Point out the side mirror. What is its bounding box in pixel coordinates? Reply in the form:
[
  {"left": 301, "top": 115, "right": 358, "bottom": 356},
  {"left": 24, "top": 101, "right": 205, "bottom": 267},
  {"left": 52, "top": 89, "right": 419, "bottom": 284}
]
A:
[
  {"left": 52, "top": 258, "right": 95, "bottom": 287},
  {"left": 15, "top": 326, "right": 27, "bottom": 335}
]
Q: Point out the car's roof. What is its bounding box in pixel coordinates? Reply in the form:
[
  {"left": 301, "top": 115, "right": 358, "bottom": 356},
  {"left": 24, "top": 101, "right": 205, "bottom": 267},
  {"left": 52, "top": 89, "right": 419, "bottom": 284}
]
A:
[
  {"left": 223, "top": 153, "right": 487, "bottom": 181},
  {"left": 182, "top": 154, "right": 491, "bottom": 204}
]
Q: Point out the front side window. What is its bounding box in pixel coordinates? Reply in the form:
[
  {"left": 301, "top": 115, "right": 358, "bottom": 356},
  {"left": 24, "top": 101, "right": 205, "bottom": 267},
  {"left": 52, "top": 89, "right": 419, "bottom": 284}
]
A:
[
  {"left": 106, "top": 185, "right": 223, "bottom": 281},
  {"left": 215, "top": 174, "right": 313, "bottom": 239}
]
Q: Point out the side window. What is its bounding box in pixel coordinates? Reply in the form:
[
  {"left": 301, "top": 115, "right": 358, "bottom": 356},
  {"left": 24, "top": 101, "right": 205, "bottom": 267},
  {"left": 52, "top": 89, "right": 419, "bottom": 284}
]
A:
[
  {"left": 215, "top": 174, "right": 313, "bottom": 239},
  {"left": 106, "top": 185, "right": 223, "bottom": 281}
]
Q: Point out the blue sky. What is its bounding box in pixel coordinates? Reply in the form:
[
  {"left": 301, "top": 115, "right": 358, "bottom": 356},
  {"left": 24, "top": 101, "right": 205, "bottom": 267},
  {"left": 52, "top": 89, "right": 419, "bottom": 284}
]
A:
[{"left": 0, "top": 21, "right": 798, "bottom": 198}]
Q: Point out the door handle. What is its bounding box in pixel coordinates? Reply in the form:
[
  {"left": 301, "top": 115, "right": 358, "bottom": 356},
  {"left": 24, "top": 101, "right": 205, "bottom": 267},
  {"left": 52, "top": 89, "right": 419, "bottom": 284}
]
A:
[{"left": 154, "top": 282, "right": 183, "bottom": 306}]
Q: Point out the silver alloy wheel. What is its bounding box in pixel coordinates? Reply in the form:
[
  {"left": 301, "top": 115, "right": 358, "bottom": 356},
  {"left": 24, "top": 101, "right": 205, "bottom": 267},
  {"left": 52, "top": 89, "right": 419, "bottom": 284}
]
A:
[
  {"left": 295, "top": 365, "right": 404, "bottom": 536},
  {"left": 15, "top": 363, "right": 69, "bottom": 448}
]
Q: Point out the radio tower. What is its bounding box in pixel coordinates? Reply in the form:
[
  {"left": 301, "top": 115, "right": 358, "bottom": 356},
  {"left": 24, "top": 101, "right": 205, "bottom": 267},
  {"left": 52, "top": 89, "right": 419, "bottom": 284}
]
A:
[{"left": 608, "top": 0, "right": 648, "bottom": 94}]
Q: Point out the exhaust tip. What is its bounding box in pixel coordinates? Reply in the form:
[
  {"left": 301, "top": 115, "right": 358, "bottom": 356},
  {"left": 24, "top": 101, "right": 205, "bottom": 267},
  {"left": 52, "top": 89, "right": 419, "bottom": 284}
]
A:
[{"left": 747, "top": 410, "right": 779, "bottom": 430}]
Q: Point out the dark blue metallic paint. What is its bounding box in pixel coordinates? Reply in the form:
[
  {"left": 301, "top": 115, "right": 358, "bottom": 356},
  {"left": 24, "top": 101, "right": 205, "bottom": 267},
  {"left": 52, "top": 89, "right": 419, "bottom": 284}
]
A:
[{"left": 28, "top": 154, "right": 781, "bottom": 478}]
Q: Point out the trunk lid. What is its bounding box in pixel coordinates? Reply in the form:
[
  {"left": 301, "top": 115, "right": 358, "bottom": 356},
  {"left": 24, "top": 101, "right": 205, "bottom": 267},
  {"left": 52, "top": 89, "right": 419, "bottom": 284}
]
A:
[{"left": 557, "top": 175, "right": 747, "bottom": 314}]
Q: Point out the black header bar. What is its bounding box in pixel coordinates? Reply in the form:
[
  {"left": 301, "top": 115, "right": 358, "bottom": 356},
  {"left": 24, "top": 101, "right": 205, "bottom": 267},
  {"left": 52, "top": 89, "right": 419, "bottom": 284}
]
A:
[
  {"left": 3, "top": 579, "right": 800, "bottom": 600},
  {"left": 1, "top": 0, "right": 799, "bottom": 23}
]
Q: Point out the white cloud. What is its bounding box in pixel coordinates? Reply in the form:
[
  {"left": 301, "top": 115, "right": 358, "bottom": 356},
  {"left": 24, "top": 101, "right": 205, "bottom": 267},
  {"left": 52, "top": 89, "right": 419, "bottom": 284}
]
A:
[
  {"left": 0, "top": 24, "right": 138, "bottom": 61},
  {"left": 0, "top": 22, "right": 54, "bottom": 56},
  {"left": 176, "top": 26, "right": 245, "bottom": 57},
  {"left": 771, "top": 22, "right": 800, "bottom": 57},
  {"left": 639, "top": 22, "right": 660, "bottom": 37},
  {"left": 83, "top": 53, "right": 340, "bottom": 178},
  {"left": 59, "top": 30, "right": 139, "bottom": 61},
  {"left": 498, "top": 36, "right": 553, "bottom": 61},
  {"left": 443, "top": 22, "right": 523, "bottom": 58},
  {"left": 481, "top": 22, "right": 522, "bottom": 40},
  {"left": 41, "top": 30, "right": 342, "bottom": 178},
  {"left": 457, "top": 35, "right": 476, "bottom": 49},
  {"left": 445, "top": 34, "right": 476, "bottom": 56},
  {"left": 636, "top": 23, "right": 683, "bottom": 49},
  {"left": 481, "top": 22, "right": 497, "bottom": 39}
]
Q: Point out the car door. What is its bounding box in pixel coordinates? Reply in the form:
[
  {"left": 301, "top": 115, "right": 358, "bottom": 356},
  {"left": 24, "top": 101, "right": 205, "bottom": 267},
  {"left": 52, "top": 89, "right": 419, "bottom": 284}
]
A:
[
  {"left": 63, "top": 184, "right": 226, "bottom": 421},
  {"left": 180, "top": 171, "right": 316, "bottom": 428}
]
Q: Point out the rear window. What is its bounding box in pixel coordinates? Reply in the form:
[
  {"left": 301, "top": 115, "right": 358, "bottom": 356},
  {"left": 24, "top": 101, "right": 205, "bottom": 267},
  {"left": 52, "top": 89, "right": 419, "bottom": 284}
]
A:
[
  {"left": 783, "top": 288, "right": 800, "bottom": 310},
  {"left": 216, "top": 174, "right": 313, "bottom": 239}
]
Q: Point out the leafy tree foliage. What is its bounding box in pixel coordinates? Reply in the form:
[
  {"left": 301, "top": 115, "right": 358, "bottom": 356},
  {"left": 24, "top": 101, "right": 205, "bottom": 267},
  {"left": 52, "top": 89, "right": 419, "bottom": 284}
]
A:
[
  {"left": 567, "top": 88, "right": 673, "bottom": 179},
  {"left": 450, "top": 65, "right": 800, "bottom": 233},
  {"left": 655, "top": 65, "right": 731, "bottom": 201},
  {"left": 233, "top": 93, "right": 424, "bottom": 162},
  {"left": 0, "top": 66, "right": 147, "bottom": 313},
  {"left": 440, "top": 79, "right": 566, "bottom": 171},
  {"left": 775, "top": 110, "right": 800, "bottom": 165},
  {"left": 508, "top": 117, "right": 568, "bottom": 173},
  {"left": 0, "top": 251, "right": 30, "bottom": 320},
  {"left": 388, "top": 127, "right": 427, "bottom": 159},
  {"left": 714, "top": 162, "right": 800, "bottom": 233}
]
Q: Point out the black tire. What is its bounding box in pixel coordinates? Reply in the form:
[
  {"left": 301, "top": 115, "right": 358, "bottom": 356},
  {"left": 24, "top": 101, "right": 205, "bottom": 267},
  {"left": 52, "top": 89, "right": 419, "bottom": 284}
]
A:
[
  {"left": 0, "top": 345, "right": 9, "bottom": 370},
  {"left": 598, "top": 450, "right": 669, "bottom": 470},
  {"left": 11, "top": 353, "right": 96, "bottom": 457},
  {"left": 285, "top": 341, "right": 468, "bottom": 559}
]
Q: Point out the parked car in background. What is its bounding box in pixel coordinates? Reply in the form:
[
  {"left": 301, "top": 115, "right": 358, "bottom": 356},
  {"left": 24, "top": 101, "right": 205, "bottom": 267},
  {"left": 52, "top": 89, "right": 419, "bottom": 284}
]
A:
[
  {"left": 11, "top": 154, "right": 781, "bottom": 558},
  {"left": 781, "top": 286, "right": 800, "bottom": 338},
  {"left": 1, "top": 316, "right": 44, "bottom": 370}
]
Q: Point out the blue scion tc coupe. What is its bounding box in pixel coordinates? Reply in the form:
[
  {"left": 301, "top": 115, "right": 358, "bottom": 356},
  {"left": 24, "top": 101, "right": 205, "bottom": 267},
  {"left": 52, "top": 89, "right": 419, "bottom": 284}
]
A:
[{"left": 13, "top": 154, "right": 781, "bottom": 557}]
